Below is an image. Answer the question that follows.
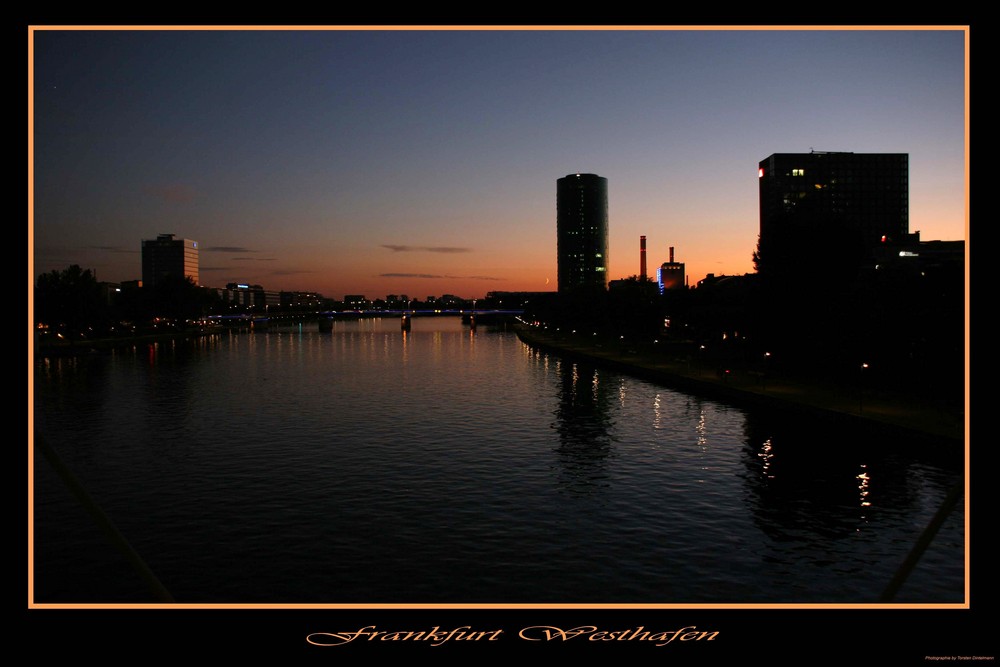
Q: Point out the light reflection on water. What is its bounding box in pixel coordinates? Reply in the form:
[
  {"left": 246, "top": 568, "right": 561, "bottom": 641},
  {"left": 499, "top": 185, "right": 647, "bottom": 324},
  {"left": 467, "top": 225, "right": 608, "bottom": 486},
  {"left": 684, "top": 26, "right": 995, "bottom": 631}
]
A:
[{"left": 33, "top": 318, "right": 964, "bottom": 604}]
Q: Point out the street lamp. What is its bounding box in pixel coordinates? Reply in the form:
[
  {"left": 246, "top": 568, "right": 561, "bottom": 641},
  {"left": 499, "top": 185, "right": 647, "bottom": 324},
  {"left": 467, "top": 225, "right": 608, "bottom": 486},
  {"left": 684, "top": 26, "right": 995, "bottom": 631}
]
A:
[
  {"left": 763, "top": 352, "right": 771, "bottom": 390},
  {"left": 859, "top": 362, "right": 869, "bottom": 414}
]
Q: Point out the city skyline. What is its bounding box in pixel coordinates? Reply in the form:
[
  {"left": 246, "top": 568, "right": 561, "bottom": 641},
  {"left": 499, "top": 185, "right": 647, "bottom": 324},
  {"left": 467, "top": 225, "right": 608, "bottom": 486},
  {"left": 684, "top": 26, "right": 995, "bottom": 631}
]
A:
[{"left": 30, "top": 26, "right": 967, "bottom": 299}]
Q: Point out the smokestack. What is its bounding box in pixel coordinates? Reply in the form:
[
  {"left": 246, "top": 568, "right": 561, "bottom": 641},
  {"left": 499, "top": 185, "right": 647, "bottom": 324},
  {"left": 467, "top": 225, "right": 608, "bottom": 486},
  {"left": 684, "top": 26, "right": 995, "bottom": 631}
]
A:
[
  {"left": 669, "top": 246, "right": 675, "bottom": 263},
  {"left": 640, "top": 236, "right": 647, "bottom": 280}
]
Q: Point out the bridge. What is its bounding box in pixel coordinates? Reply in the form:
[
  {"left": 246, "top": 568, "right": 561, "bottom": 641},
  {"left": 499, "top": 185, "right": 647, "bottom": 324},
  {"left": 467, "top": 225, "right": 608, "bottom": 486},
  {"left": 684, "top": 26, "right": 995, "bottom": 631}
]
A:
[{"left": 203, "top": 309, "right": 525, "bottom": 329}]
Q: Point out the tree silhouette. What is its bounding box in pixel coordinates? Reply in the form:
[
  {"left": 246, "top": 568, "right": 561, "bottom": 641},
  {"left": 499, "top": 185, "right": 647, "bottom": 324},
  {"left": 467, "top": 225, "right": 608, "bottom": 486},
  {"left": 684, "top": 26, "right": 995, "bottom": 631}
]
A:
[{"left": 34, "top": 265, "right": 107, "bottom": 337}]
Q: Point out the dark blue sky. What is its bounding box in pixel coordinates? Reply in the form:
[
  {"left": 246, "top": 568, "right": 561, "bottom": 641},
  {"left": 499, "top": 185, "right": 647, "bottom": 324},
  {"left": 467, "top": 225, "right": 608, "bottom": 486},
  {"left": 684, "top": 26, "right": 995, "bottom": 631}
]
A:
[{"left": 31, "top": 27, "right": 967, "bottom": 298}]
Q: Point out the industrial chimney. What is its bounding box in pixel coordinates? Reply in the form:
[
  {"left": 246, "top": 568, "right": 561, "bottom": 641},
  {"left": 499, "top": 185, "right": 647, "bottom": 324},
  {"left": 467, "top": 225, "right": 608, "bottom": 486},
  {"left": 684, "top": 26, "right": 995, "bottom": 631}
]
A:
[
  {"left": 669, "top": 246, "right": 675, "bottom": 263},
  {"left": 640, "top": 236, "right": 647, "bottom": 280}
]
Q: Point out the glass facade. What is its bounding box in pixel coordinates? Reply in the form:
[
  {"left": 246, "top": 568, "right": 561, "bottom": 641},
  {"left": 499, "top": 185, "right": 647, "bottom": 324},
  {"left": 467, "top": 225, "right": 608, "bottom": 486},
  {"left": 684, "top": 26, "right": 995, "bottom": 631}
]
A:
[{"left": 556, "top": 173, "right": 609, "bottom": 293}]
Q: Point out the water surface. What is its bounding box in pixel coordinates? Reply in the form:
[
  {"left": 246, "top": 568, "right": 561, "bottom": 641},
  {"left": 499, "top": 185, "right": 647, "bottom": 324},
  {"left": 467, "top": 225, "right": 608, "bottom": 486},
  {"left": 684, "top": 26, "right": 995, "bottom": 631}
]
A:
[{"left": 33, "top": 317, "right": 965, "bottom": 604}]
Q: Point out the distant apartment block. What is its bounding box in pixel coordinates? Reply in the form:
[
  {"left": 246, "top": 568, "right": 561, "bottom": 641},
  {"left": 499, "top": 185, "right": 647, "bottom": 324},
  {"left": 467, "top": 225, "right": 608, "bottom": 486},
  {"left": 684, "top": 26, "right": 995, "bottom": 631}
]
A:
[
  {"left": 141, "top": 233, "right": 199, "bottom": 288},
  {"left": 280, "top": 291, "right": 326, "bottom": 309},
  {"left": 344, "top": 295, "right": 369, "bottom": 309},
  {"left": 386, "top": 294, "right": 410, "bottom": 307},
  {"left": 221, "top": 283, "right": 280, "bottom": 310}
]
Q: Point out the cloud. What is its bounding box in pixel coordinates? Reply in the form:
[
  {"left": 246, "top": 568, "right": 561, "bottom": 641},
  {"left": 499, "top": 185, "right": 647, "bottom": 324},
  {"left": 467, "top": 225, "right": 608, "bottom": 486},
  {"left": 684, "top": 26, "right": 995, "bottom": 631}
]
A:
[
  {"left": 90, "top": 246, "right": 137, "bottom": 253},
  {"left": 204, "top": 246, "right": 254, "bottom": 253},
  {"left": 145, "top": 184, "right": 196, "bottom": 204},
  {"left": 272, "top": 269, "right": 316, "bottom": 276},
  {"left": 379, "top": 273, "right": 503, "bottom": 281},
  {"left": 381, "top": 245, "right": 472, "bottom": 254},
  {"left": 233, "top": 257, "right": 277, "bottom": 261},
  {"left": 380, "top": 273, "right": 443, "bottom": 279}
]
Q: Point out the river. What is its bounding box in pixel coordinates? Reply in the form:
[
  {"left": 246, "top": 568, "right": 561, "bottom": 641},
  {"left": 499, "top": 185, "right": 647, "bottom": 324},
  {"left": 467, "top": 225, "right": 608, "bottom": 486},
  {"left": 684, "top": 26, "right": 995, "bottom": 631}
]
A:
[{"left": 31, "top": 316, "right": 965, "bottom": 604}]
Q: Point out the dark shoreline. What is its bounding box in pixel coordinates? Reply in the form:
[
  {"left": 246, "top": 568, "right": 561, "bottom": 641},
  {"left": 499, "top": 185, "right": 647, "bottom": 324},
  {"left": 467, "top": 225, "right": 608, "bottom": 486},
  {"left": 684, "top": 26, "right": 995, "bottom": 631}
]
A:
[
  {"left": 514, "top": 323, "right": 965, "bottom": 448},
  {"left": 33, "top": 329, "right": 223, "bottom": 358}
]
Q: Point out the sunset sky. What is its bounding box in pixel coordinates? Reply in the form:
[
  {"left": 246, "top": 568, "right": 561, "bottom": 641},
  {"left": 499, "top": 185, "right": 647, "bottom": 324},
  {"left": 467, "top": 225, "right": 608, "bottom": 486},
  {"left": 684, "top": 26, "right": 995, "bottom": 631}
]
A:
[{"left": 30, "top": 26, "right": 967, "bottom": 300}]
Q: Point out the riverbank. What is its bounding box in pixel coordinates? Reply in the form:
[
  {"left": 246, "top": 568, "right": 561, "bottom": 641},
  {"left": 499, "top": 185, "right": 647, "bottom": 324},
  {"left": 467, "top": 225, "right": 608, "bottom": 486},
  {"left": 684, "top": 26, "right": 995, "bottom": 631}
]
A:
[
  {"left": 514, "top": 323, "right": 966, "bottom": 446},
  {"left": 33, "top": 328, "right": 223, "bottom": 358}
]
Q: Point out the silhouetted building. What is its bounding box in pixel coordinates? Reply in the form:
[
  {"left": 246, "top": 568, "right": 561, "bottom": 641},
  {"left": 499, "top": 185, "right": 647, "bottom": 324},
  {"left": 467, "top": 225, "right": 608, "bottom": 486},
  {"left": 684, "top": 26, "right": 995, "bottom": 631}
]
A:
[
  {"left": 344, "top": 295, "right": 368, "bottom": 309},
  {"left": 871, "top": 233, "right": 964, "bottom": 268},
  {"left": 656, "top": 246, "right": 685, "bottom": 292},
  {"left": 141, "top": 233, "right": 199, "bottom": 288},
  {"left": 757, "top": 152, "right": 908, "bottom": 278},
  {"left": 484, "top": 291, "right": 556, "bottom": 310},
  {"left": 280, "top": 291, "right": 325, "bottom": 309},
  {"left": 557, "top": 173, "right": 609, "bottom": 293},
  {"left": 98, "top": 282, "right": 121, "bottom": 306},
  {"left": 867, "top": 232, "right": 965, "bottom": 292},
  {"left": 386, "top": 294, "right": 409, "bottom": 307},
  {"left": 221, "top": 283, "right": 278, "bottom": 310}
]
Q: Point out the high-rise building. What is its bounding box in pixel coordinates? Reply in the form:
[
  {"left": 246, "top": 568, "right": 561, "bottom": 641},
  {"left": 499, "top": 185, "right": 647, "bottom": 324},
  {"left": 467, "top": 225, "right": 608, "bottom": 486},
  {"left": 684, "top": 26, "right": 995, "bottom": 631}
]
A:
[
  {"left": 141, "top": 233, "right": 199, "bottom": 287},
  {"left": 557, "top": 173, "right": 609, "bottom": 293},
  {"left": 757, "top": 152, "right": 908, "bottom": 277}
]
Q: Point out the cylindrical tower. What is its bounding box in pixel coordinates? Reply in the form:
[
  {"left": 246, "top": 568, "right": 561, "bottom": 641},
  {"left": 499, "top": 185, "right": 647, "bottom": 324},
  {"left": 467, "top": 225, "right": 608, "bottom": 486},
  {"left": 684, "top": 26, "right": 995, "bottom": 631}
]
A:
[{"left": 556, "top": 173, "right": 609, "bottom": 294}]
